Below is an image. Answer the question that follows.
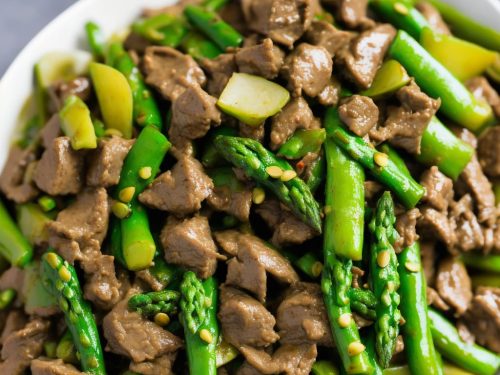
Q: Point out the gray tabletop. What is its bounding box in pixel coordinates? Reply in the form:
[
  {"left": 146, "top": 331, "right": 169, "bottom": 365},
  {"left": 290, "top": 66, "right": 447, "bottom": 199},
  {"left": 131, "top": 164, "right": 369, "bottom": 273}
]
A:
[{"left": 0, "top": 0, "right": 76, "bottom": 76}]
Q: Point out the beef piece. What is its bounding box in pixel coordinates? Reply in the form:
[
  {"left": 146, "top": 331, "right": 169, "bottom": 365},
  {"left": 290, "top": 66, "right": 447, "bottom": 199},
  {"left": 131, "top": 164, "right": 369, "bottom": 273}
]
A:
[
  {"left": 270, "top": 97, "right": 321, "bottom": 150},
  {"left": 317, "top": 76, "right": 342, "bottom": 106},
  {"left": 418, "top": 207, "right": 456, "bottom": 248},
  {"left": 129, "top": 352, "right": 177, "bottom": 375},
  {"left": 241, "top": 0, "right": 313, "bottom": 48},
  {"left": 456, "top": 320, "right": 475, "bottom": 345},
  {"left": 140, "top": 155, "right": 212, "bottom": 215},
  {"left": 239, "top": 121, "right": 265, "bottom": 141},
  {"left": 0, "top": 145, "right": 39, "bottom": 203},
  {"left": 33, "top": 137, "right": 84, "bottom": 196},
  {"left": 449, "top": 195, "right": 484, "bottom": 253},
  {"left": 364, "top": 180, "right": 383, "bottom": 202},
  {"left": 236, "top": 38, "right": 285, "bottom": 79},
  {"left": 0, "top": 311, "right": 27, "bottom": 347},
  {"left": 427, "top": 286, "right": 450, "bottom": 311},
  {"left": 477, "top": 127, "right": 500, "bottom": 178},
  {"left": 161, "top": 216, "right": 221, "bottom": 279},
  {"left": 226, "top": 253, "right": 268, "bottom": 303},
  {"left": 336, "top": 24, "right": 396, "bottom": 89},
  {"left": 0, "top": 267, "right": 25, "bottom": 297},
  {"left": 256, "top": 199, "right": 317, "bottom": 247},
  {"left": 420, "top": 166, "right": 454, "bottom": 212},
  {"left": 207, "top": 186, "right": 253, "bottom": 222},
  {"left": 143, "top": 0, "right": 203, "bottom": 18},
  {"left": 281, "top": 43, "right": 333, "bottom": 98},
  {"left": 83, "top": 253, "right": 122, "bottom": 310},
  {"left": 394, "top": 208, "right": 420, "bottom": 252},
  {"left": 0, "top": 319, "right": 50, "bottom": 375},
  {"left": 47, "top": 77, "right": 91, "bottom": 114},
  {"left": 87, "top": 136, "right": 134, "bottom": 188},
  {"left": 420, "top": 241, "right": 437, "bottom": 286},
  {"left": 143, "top": 46, "right": 206, "bottom": 102},
  {"left": 370, "top": 81, "right": 440, "bottom": 154},
  {"left": 463, "top": 287, "right": 500, "bottom": 353},
  {"left": 103, "top": 288, "right": 183, "bottom": 362},
  {"left": 305, "top": 20, "right": 354, "bottom": 57},
  {"left": 136, "top": 269, "right": 165, "bottom": 292},
  {"left": 219, "top": 0, "right": 248, "bottom": 34},
  {"left": 416, "top": 2, "right": 451, "bottom": 35},
  {"left": 218, "top": 286, "right": 279, "bottom": 348},
  {"left": 436, "top": 257, "right": 472, "bottom": 316},
  {"left": 236, "top": 363, "right": 263, "bottom": 375},
  {"left": 239, "top": 344, "right": 317, "bottom": 375},
  {"left": 124, "top": 32, "right": 152, "bottom": 54},
  {"left": 466, "top": 76, "right": 500, "bottom": 118},
  {"left": 328, "top": 0, "right": 375, "bottom": 29},
  {"left": 454, "top": 126, "right": 478, "bottom": 149},
  {"left": 338, "top": 95, "right": 379, "bottom": 136},
  {"left": 31, "top": 358, "right": 83, "bottom": 375},
  {"left": 276, "top": 283, "right": 332, "bottom": 346},
  {"left": 40, "top": 115, "right": 62, "bottom": 149},
  {"left": 200, "top": 53, "right": 237, "bottom": 97}
]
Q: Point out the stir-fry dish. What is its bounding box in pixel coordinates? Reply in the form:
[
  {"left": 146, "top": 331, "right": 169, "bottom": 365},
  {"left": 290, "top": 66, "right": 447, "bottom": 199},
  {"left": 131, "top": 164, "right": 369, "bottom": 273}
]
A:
[{"left": 0, "top": 0, "right": 500, "bottom": 374}]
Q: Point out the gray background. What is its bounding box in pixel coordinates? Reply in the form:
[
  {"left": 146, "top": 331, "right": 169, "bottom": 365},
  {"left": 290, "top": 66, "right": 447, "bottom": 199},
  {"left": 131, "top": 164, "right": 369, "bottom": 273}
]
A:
[{"left": 0, "top": 0, "right": 76, "bottom": 76}]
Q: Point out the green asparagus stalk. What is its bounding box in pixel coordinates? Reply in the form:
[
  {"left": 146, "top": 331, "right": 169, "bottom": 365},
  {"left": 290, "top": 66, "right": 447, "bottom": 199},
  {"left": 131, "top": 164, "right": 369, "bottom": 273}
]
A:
[
  {"left": 312, "top": 361, "right": 340, "bottom": 375},
  {"left": 470, "top": 273, "right": 500, "bottom": 289},
  {"left": 149, "top": 252, "right": 184, "bottom": 289},
  {"left": 41, "top": 252, "right": 106, "bottom": 374},
  {"left": 0, "top": 289, "right": 16, "bottom": 310},
  {"left": 132, "top": 14, "right": 189, "bottom": 48},
  {"left": 278, "top": 129, "right": 326, "bottom": 160},
  {"left": 85, "top": 21, "right": 106, "bottom": 61},
  {"left": 378, "top": 143, "right": 412, "bottom": 179},
  {"left": 461, "top": 254, "right": 500, "bottom": 273},
  {"left": 201, "top": 126, "right": 238, "bottom": 168},
  {"left": 214, "top": 136, "right": 322, "bottom": 232},
  {"left": 16, "top": 203, "right": 52, "bottom": 246},
  {"left": 369, "top": 192, "right": 401, "bottom": 368},
  {"left": 349, "top": 288, "right": 377, "bottom": 321},
  {"left": 203, "top": 0, "right": 230, "bottom": 12},
  {"left": 0, "top": 198, "right": 33, "bottom": 267},
  {"left": 295, "top": 252, "right": 324, "bottom": 279},
  {"left": 181, "top": 31, "right": 223, "bottom": 60},
  {"left": 128, "top": 289, "right": 180, "bottom": 318},
  {"left": 56, "top": 330, "right": 79, "bottom": 365}
]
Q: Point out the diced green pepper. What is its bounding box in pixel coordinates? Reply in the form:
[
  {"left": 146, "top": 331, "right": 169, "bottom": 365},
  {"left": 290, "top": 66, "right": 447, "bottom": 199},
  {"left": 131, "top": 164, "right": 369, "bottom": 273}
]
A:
[
  {"left": 361, "top": 60, "right": 411, "bottom": 99},
  {"left": 59, "top": 95, "right": 97, "bottom": 150}
]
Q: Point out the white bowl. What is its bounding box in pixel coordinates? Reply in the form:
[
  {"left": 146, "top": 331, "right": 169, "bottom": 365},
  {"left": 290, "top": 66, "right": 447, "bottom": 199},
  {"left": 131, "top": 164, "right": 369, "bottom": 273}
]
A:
[{"left": 0, "top": 0, "right": 499, "bottom": 171}]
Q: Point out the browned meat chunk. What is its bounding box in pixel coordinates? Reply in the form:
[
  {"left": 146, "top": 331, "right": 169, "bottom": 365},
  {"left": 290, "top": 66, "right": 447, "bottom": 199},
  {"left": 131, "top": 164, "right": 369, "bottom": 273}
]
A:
[
  {"left": 220, "top": 1, "right": 248, "bottom": 34},
  {"left": 394, "top": 208, "right": 420, "bottom": 252},
  {"left": 271, "top": 97, "right": 321, "bottom": 150},
  {"left": 435, "top": 257, "right": 472, "bottom": 316},
  {"left": 241, "top": 0, "right": 313, "bottom": 48},
  {"left": 139, "top": 155, "right": 213, "bottom": 215},
  {"left": 86, "top": 136, "right": 134, "bottom": 187},
  {"left": 256, "top": 199, "right": 318, "bottom": 247},
  {"left": 450, "top": 195, "right": 484, "bottom": 253},
  {"left": 427, "top": 286, "right": 450, "bottom": 311},
  {"left": 47, "top": 77, "right": 92, "bottom": 114},
  {"left": 276, "top": 283, "right": 332, "bottom": 346},
  {"left": 207, "top": 185, "right": 252, "bottom": 222},
  {"left": 370, "top": 81, "right": 440, "bottom": 154},
  {"left": 336, "top": 24, "right": 396, "bottom": 89},
  {"left": 0, "top": 145, "right": 39, "bottom": 203},
  {"left": 200, "top": 53, "right": 237, "bottom": 97},
  {"left": 124, "top": 32, "right": 152, "bottom": 54},
  {"left": 418, "top": 207, "right": 456, "bottom": 248},
  {"left": 420, "top": 241, "right": 437, "bottom": 285},
  {"left": 239, "top": 343, "right": 317, "bottom": 375},
  {"left": 40, "top": 115, "right": 62, "bottom": 149},
  {"left": 0, "top": 311, "right": 27, "bottom": 347},
  {"left": 33, "top": 137, "right": 84, "bottom": 196},
  {"left": 326, "top": 0, "right": 374, "bottom": 29},
  {"left": 218, "top": 286, "right": 279, "bottom": 348},
  {"left": 103, "top": 288, "right": 183, "bottom": 362},
  {"left": 415, "top": 2, "right": 451, "bottom": 35},
  {"left": 338, "top": 95, "right": 379, "bottom": 136},
  {"left": 305, "top": 20, "right": 354, "bottom": 57},
  {"left": 0, "top": 319, "right": 50, "bottom": 375},
  {"left": 281, "top": 43, "right": 333, "bottom": 98},
  {"left": 420, "top": 166, "right": 454, "bottom": 212},
  {"left": 83, "top": 253, "right": 122, "bottom": 310},
  {"left": 317, "top": 76, "right": 342, "bottom": 106},
  {"left": 466, "top": 76, "right": 500, "bottom": 118},
  {"left": 239, "top": 121, "right": 266, "bottom": 141},
  {"left": 143, "top": 0, "right": 203, "bottom": 18},
  {"left": 161, "top": 216, "right": 221, "bottom": 279},
  {"left": 463, "top": 287, "right": 500, "bottom": 353},
  {"left": 129, "top": 352, "right": 177, "bottom": 375},
  {"left": 478, "top": 127, "right": 500, "bottom": 178},
  {"left": 143, "top": 46, "right": 206, "bottom": 102},
  {"left": 31, "top": 358, "right": 83, "bottom": 375},
  {"left": 0, "top": 267, "right": 25, "bottom": 298},
  {"left": 236, "top": 38, "right": 285, "bottom": 79}
]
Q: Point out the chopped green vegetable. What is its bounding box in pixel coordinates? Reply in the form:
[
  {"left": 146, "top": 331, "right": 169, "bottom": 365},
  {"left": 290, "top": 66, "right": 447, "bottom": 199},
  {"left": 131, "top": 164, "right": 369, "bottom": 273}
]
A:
[
  {"left": 16, "top": 203, "right": 52, "bottom": 246},
  {"left": 361, "top": 60, "right": 411, "bottom": 99},
  {"left": 278, "top": 129, "right": 326, "bottom": 160},
  {"left": 0, "top": 198, "right": 33, "bottom": 267}
]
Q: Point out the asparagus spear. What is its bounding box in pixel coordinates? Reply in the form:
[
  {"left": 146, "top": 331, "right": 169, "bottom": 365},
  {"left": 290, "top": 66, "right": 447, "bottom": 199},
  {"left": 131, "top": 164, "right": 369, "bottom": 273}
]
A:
[
  {"left": 369, "top": 192, "right": 401, "bottom": 368},
  {"left": 295, "top": 252, "right": 324, "bottom": 279},
  {"left": 0, "top": 198, "right": 33, "bottom": 267},
  {"left": 349, "top": 288, "right": 377, "bottom": 321},
  {"left": 148, "top": 252, "right": 184, "bottom": 289},
  {"left": 41, "top": 252, "right": 106, "bottom": 374},
  {"left": 128, "top": 289, "right": 180, "bottom": 318},
  {"left": 180, "top": 272, "right": 219, "bottom": 375},
  {"left": 203, "top": 0, "right": 230, "bottom": 12},
  {"left": 325, "top": 108, "right": 425, "bottom": 209},
  {"left": 201, "top": 126, "right": 238, "bottom": 168},
  {"left": 85, "top": 21, "right": 106, "bottom": 61},
  {"left": 312, "top": 361, "right": 340, "bottom": 375},
  {"left": 398, "top": 242, "right": 443, "bottom": 375},
  {"left": 214, "top": 135, "right": 322, "bottom": 232},
  {"left": 461, "top": 253, "right": 500, "bottom": 273},
  {"left": 278, "top": 129, "right": 326, "bottom": 160},
  {"left": 132, "top": 13, "right": 189, "bottom": 48}
]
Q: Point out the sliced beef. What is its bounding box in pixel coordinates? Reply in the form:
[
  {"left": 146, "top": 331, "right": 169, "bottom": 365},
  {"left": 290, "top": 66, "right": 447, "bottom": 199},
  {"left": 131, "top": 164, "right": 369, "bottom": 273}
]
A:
[
  {"left": 124, "top": 32, "right": 151, "bottom": 54},
  {"left": 47, "top": 77, "right": 92, "bottom": 114},
  {"left": 136, "top": 269, "right": 165, "bottom": 292},
  {"left": 161, "top": 216, "right": 221, "bottom": 279},
  {"left": 305, "top": 20, "right": 354, "bottom": 57},
  {"left": 0, "top": 267, "right": 25, "bottom": 297},
  {"left": 466, "top": 76, "right": 500, "bottom": 118},
  {"left": 256, "top": 199, "right": 317, "bottom": 247},
  {"left": 143, "top": 0, "right": 203, "bottom": 18},
  {"left": 237, "top": 363, "right": 263, "bottom": 375},
  {"left": 143, "top": 46, "right": 206, "bottom": 102},
  {"left": 31, "top": 358, "right": 83, "bottom": 375},
  {"left": 219, "top": 0, "right": 248, "bottom": 34},
  {"left": 236, "top": 38, "right": 285, "bottom": 79},
  {"left": 281, "top": 43, "right": 333, "bottom": 98},
  {"left": 463, "top": 287, "right": 500, "bottom": 353},
  {"left": 40, "top": 115, "right": 62, "bottom": 149},
  {"left": 226, "top": 253, "right": 268, "bottom": 303},
  {"left": 86, "top": 136, "right": 134, "bottom": 188},
  {"left": 317, "top": 76, "right": 342, "bottom": 106},
  {"left": 435, "top": 257, "right": 472, "bottom": 316},
  {"left": 370, "top": 81, "right": 440, "bottom": 154},
  {"left": 329, "top": 0, "right": 374, "bottom": 29},
  {"left": 336, "top": 24, "right": 396, "bottom": 89},
  {"left": 364, "top": 180, "right": 383, "bottom": 202},
  {"left": 427, "top": 286, "right": 450, "bottom": 311},
  {"left": 239, "top": 344, "right": 317, "bottom": 375},
  {"left": 218, "top": 286, "right": 279, "bottom": 348},
  {"left": 0, "top": 311, "right": 27, "bottom": 347},
  {"left": 139, "top": 155, "right": 213, "bottom": 215},
  {"left": 207, "top": 186, "right": 253, "bottom": 222},
  {"left": 270, "top": 97, "right": 321, "bottom": 150},
  {"left": 416, "top": 2, "right": 451, "bottom": 35},
  {"left": 0, "top": 319, "right": 50, "bottom": 375},
  {"left": 418, "top": 207, "right": 456, "bottom": 248},
  {"left": 420, "top": 166, "right": 454, "bottom": 212},
  {"left": 420, "top": 241, "right": 437, "bottom": 285},
  {"left": 83, "top": 253, "right": 122, "bottom": 310},
  {"left": 200, "top": 53, "right": 237, "bottom": 97},
  {"left": 170, "top": 84, "right": 221, "bottom": 146},
  {"left": 103, "top": 288, "right": 183, "bottom": 362},
  {"left": 33, "top": 137, "right": 84, "bottom": 196},
  {"left": 129, "top": 352, "right": 177, "bottom": 375},
  {"left": 394, "top": 208, "right": 420, "bottom": 252},
  {"left": 449, "top": 195, "right": 484, "bottom": 253},
  {"left": 338, "top": 95, "right": 379, "bottom": 136},
  {"left": 241, "top": 0, "right": 313, "bottom": 48},
  {"left": 276, "top": 283, "right": 332, "bottom": 346},
  {"left": 477, "top": 126, "right": 500, "bottom": 178},
  {"left": 0, "top": 145, "right": 39, "bottom": 203}
]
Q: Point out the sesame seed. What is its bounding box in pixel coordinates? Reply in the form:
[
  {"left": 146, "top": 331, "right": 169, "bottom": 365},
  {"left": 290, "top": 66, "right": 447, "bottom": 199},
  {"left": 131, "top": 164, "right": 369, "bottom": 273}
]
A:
[
  {"left": 200, "top": 329, "right": 213, "bottom": 344},
  {"left": 311, "top": 262, "right": 323, "bottom": 278},
  {"left": 377, "top": 251, "right": 390, "bottom": 268},
  {"left": 119, "top": 187, "right": 136, "bottom": 203},
  {"left": 104, "top": 128, "right": 123, "bottom": 138},
  {"left": 139, "top": 166, "right": 152, "bottom": 180},
  {"left": 58, "top": 266, "right": 72, "bottom": 282},
  {"left": 112, "top": 202, "right": 131, "bottom": 219},
  {"left": 142, "top": 90, "right": 151, "bottom": 99},
  {"left": 394, "top": 2, "right": 409, "bottom": 15},
  {"left": 405, "top": 261, "right": 420, "bottom": 272},
  {"left": 205, "top": 297, "right": 212, "bottom": 308},
  {"left": 80, "top": 333, "right": 91, "bottom": 348},
  {"left": 347, "top": 341, "right": 366, "bottom": 356},
  {"left": 338, "top": 313, "right": 352, "bottom": 328},
  {"left": 87, "top": 356, "right": 99, "bottom": 368},
  {"left": 154, "top": 313, "right": 170, "bottom": 327},
  {"left": 323, "top": 205, "right": 332, "bottom": 215},
  {"left": 252, "top": 187, "right": 266, "bottom": 204},
  {"left": 46, "top": 252, "right": 60, "bottom": 270},
  {"left": 374, "top": 152, "right": 389, "bottom": 167},
  {"left": 280, "top": 170, "right": 297, "bottom": 182},
  {"left": 266, "top": 166, "right": 284, "bottom": 178}
]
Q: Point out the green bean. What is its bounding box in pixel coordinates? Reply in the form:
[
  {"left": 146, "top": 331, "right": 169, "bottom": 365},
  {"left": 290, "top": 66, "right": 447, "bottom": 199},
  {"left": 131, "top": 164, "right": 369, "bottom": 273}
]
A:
[
  {"left": 181, "top": 31, "right": 223, "bottom": 60},
  {"left": 85, "top": 21, "right": 106, "bottom": 61},
  {"left": 0, "top": 198, "right": 33, "bottom": 267},
  {"left": 132, "top": 14, "right": 189, "bottom": 48}
]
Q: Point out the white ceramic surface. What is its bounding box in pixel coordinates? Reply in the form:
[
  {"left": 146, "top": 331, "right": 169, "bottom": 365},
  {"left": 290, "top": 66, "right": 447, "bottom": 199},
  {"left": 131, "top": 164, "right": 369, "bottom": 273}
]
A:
[{"left": 0, "top": 0, "right": 499, "bottom": 171}]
